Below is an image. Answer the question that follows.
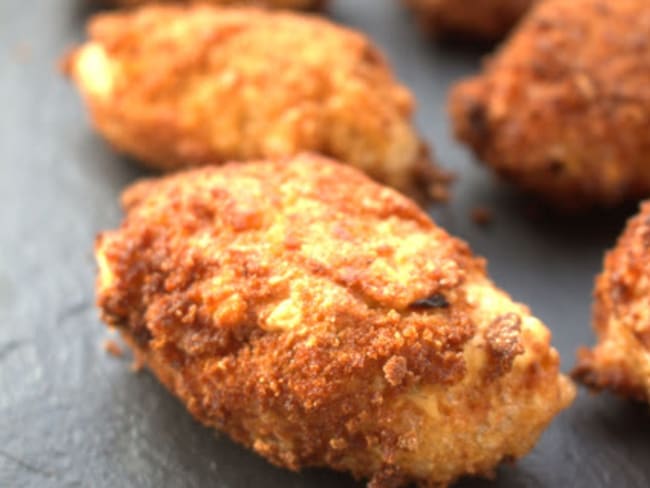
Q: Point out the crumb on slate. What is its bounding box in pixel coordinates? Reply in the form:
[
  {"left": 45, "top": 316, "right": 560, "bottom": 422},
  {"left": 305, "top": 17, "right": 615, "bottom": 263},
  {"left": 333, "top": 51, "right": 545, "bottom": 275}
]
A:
[
  {"left": 130, "top": 352, "right": 145, "bottom": 372},
  {"left": 471, "top": 206, "right": 493, "bottom": 226},
  {"left": 103, "top": 338, "right": 124, "bottom": 357}
]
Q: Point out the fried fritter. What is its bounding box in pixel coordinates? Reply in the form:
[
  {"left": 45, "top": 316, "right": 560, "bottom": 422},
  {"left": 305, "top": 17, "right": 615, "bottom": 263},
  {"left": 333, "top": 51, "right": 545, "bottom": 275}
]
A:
[
  {"left": 96, "top": 154, "right": 574, "bottom": 487},
  {"left": 449, "top": 0, "right": 650, "bottom": 210},
  {"left": 405, "top": 0, "right": 535, "bottom": 41},
  {"left": 110, "top": 0, "right": 324, "bottom": 9},
  {"left": 574, "top": 202, "right": 650, "bottom": 402},
  {"left": 65, "top": 5, "right": 449, "bottom": 202}
]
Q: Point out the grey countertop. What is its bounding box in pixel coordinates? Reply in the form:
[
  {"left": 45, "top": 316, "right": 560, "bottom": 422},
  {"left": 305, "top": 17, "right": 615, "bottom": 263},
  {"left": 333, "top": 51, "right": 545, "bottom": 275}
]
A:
[{"left": 2, "top": 0, "right": 649, "bottom": 486}]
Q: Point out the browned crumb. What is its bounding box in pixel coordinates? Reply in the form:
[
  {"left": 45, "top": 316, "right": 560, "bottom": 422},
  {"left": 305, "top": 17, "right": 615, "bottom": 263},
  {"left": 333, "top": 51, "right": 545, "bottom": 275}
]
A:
[
  {"left": 484, "top": 313, "right": 524, "bottom": 381},
  {"left": 471, "top": 206, "right": 493, "bottom": 226},
  {"left": 573, "top": 201, "right": 650, "bottom": 402},
  {"left": 450, "top": 0, "right": 650, "bottom": 210},
  {"left": 382, "top": 355, "right": 409, "bottom": 387},
  {"left": 130, "top": 351, "right": 146, "bottom": 372},
  {"left": 96, "top": 154, "right": 573, "bottom": 487},
  {"left": 65, "top": 4, "right": 449, "bottom": 203},
  {"left": 103, "top": 338, "right": 124, "bottom": 357}
]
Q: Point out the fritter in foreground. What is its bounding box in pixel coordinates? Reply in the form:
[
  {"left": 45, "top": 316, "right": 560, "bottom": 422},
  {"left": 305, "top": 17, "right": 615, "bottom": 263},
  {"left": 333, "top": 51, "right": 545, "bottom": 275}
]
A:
[
  {"left": 449, "top": 0, "right": 650, "bottom": 210},
  {"left": 109, "top": 0, "right": 325, "bottom": 10},
  {"left": 574, "top": 202, "right": 650, "bottom": 402},
  {"left": 96, "top": 154, "right": 574, "bottom": 487},
  {"left": 404, "top": 0, "right": 535, "bottom": 42},
  {"left": 65, "top": 5, "right": 449, "bottom": 202}
]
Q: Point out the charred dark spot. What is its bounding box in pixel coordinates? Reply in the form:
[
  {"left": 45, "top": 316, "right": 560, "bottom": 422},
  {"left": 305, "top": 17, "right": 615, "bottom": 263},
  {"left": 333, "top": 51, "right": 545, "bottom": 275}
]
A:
[
  {"left": 610, "top": 277, "right": 633, "bottom": 304},
  {"left": 409, "top": 293, "right": 449, "bottom": 310},
  {"left": 361, "top": 45, "right": 383, "bottom": 66},
  {"left": 502, "top": 455, "right": 517, "bottom": 465},
  {"left": 547, "top": 159, "right": 565, "bottom": 175},
  {"left": 633, "top": 329, "right": 650, "bottom": 350},
  {"left": 467, "top": 101, "right": 489, "bottom": 141},
  {"left": 132, "top": 325, "right": 153, "bottom": 347}
]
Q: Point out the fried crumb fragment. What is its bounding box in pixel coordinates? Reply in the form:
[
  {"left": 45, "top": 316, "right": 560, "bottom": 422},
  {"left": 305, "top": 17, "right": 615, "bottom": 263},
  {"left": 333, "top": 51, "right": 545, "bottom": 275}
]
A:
[
  {"left": 471, "top": 206, "right": 493, "bottom": 226},
  {"left": 103, "top": 338, "right": 124, "bottom": 357},
  {"left": 383, "top": 356, "right": 409, "bottom": 387},
  {"left": 409, "top": 293, "right": 450, "bottom": 309},
  {"left": 484, "top": 313, "right": 524, "bottom": 381}
]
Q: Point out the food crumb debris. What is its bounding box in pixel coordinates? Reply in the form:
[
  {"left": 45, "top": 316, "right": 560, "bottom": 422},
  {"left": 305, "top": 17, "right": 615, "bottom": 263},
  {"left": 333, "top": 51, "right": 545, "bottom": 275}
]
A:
[
  {"left": 130, "top": 352, "right": 145, "bottom": 372},
  {"left": 471, "top": 206, "right": 493, "bottom": 226},
  {"left": 103, "top": 338, "right": 124, "bottom": 357},
  {"left": 383, "top": 355, "right": 408, "bottom": 386}
]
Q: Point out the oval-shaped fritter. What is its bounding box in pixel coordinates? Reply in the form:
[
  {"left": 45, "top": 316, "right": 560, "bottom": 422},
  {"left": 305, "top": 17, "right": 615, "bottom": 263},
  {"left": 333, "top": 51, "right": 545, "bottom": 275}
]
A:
[
  {"left": 575, "top": 202, "right": 650, "bottom": 402},
  {"left": 96, "top": 153, "right": 574, "bottom": 487},
  {"left": 404, "top": 0, "right": 535, "bottom": 41},
  {"left": 65, "top": 5, "right": 449, "bottom": 202},
  {"left": 449, "top": 0, "right": 650, "bottom": 210}
]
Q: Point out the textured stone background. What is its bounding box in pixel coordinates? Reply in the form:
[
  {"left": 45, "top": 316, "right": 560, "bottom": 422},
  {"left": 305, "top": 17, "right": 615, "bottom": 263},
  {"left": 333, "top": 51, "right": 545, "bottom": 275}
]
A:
[{"left": 1, "top": 0, "right": 649, "bottom": 486}]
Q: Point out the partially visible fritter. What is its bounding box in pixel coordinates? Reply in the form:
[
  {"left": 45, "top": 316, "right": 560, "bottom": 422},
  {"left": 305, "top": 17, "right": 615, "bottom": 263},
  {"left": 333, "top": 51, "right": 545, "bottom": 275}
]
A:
[
  {"left": 110, "top": 0, "right": 325, "bottom": 9},
  {"left": 574, "top": 202, "right": 650, "bottom": 402},
  {"left": 404, "top": 0, "right": 535, "bottom": 41},
  {"left": 64, "top": 5, "right": 449, "bottom": 202},
  {"left": 450, "top": 0, "right": 650, "bottom": 210},
  {"left": 96, "top": 154, "right": 574, "bottom": 487}
]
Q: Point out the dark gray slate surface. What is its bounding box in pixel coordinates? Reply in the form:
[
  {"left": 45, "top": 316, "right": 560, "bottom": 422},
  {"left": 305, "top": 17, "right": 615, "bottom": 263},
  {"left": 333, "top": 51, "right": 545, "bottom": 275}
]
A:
[{"left": 1, "top": 0, "right": 649, "bottom": 486}]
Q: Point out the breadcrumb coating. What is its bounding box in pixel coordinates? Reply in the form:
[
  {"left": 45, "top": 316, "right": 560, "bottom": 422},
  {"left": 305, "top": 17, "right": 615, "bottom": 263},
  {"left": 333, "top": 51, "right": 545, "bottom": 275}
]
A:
[
  {"left": 65, "top": 5, "right": 450, "bottom": 202},
  {"left": 449, "top": 0, "right": 650, "bottom": 210},
  {"left": 404, "top": 0, "right": 535, "bottom": 41},
  {"left": 110, "top": 0, "right": 325, "bottom": 9},
  {"left": 96, "top": 154, "right": 573, "bottom": 487},
  {"left": 574, "top": 202, "right": 650, "bottom": 402}
]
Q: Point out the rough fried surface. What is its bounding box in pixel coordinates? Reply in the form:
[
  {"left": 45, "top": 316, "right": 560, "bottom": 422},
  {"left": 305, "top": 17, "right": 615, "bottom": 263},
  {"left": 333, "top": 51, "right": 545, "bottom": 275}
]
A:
[
  {"left": 449, "top": 0, "right": 650, "bottom": 210},
  {"left": 65, "top": 5, "right": 449, "bottom": 202},
  {"left": 110, "top": 0, "right": 325, "bottom": 9},
  {"left": 574, "top": 202, "right": 650, "bottom": 402},
  {"left": 405, "top": 0, "right": 535, "bottom": 41},
  {"left": 96, "top": 154, "right": 573, "bottom": 486}
]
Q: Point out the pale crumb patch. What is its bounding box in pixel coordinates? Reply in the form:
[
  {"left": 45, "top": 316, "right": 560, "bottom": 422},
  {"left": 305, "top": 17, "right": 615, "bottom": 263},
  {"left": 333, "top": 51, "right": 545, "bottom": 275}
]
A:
[{"left": 75, "top": 43, "right": 114, "bottom": 99}]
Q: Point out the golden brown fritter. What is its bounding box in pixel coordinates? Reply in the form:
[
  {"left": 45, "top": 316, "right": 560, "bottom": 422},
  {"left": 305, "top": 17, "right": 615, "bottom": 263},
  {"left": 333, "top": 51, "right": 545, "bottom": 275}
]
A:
[
  {"left": 64, "top": 5, "right": 449, "bottom": 202},
  {"left": 96, "top": 154, "right": 574, "bottom": 487},
  {"left": 449, "top": 0, "right": 650, "bottom": 210},
  {"left": 574, "top": 202, "right": 650, "bottom": 402},
  {"left": 405, "top": 0, "right": 535, "bottom": 41},
  {"left": 110, "top": 0, "right": 325, "bottom": 10}
]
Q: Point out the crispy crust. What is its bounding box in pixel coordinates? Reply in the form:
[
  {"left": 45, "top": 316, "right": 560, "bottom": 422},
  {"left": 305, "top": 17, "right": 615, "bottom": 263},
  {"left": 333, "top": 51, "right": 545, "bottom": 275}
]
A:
[
  {"left": 449, "top": 0, "right": 650, "bottom": 210},
  {"left": 404, "top": 0, "right": 535, "bottom": 41},
  {"left": 574, "top": 202, "right": 650, "bottom": 402},
  {"left": 65, "top": 5, "right": 450, "bottom": 203},
  {"left": 96, "top": 154, "right": 574, "bottom": 486}
]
